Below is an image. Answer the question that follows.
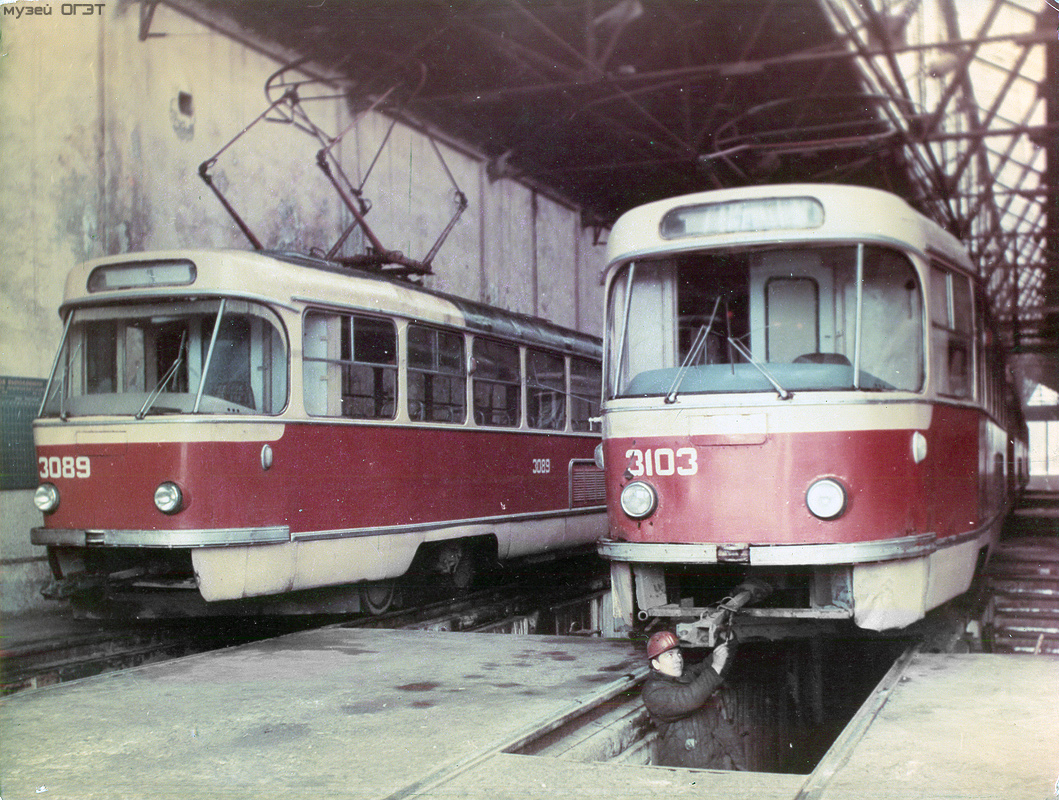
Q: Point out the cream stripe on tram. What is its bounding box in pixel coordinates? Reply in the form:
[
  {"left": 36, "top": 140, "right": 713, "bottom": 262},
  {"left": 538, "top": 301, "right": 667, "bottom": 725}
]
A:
[
  {"left": 604, "top": 398, "right": 936, "bottom": 438},
  {"left": 33, "top": 420, "right": 287, "bottom": 446}
]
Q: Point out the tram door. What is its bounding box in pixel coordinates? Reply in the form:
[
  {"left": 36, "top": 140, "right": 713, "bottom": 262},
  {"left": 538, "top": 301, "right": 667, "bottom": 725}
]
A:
[{"left": 748, "top": 250, "right": 835, "bottom": 364}]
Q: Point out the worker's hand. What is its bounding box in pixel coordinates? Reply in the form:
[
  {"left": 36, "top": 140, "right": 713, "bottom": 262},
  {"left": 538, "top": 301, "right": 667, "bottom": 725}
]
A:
[{"left": 711, "top": 641, "right": 730, "bottom": 673}]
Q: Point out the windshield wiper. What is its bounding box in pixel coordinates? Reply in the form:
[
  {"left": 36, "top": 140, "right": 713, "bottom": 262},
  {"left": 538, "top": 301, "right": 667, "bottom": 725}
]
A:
[
  {"left": 45, "top": 341, "right": 83, "bottom": 421},
  {"left": 137, "top": 331, "right": 187, "bottom": 419},
  {"left": 727, "top": 337, "right": 792, "bottom": 400},
  {"left": 665, "top": 296, "right": 722, "bottom": 404},
  {"left": 193, "top": 299, "right": 227, "bottom": 413}
]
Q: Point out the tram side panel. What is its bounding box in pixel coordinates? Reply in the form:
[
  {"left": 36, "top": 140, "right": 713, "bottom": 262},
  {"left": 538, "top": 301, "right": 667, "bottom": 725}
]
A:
[
  {"left": 36, "top": 417, "right": 602, "bottom": 604},
  {"left": 190, "top": 426, "right": 601, "bottom": 601}
]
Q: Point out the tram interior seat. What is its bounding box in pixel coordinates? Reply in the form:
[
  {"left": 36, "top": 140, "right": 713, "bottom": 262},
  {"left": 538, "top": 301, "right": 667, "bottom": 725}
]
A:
[
  {"left": 409, "top": 401, "right": 463, "bottom": 423},
  {"left": 475, "top": 409, "right": 515, "bottom": 426},
  {"left": 528, "top": 395, "right": 565, "bottom": 430},
  {"left": 212, "top": 380, "right": 255, "bottom": 409},
  {"left": 793, "top": 352, "right": 851, "bottom": 366}
]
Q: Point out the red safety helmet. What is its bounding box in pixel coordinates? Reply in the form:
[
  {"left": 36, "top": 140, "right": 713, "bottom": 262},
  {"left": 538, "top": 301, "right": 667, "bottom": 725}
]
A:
[{"left": 646, "top": 630, "right": 680, "bottom": 660}]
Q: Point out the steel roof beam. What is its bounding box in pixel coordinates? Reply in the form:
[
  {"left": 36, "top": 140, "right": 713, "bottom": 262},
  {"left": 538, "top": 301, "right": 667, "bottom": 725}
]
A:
[{"left": 412, "top": 29, "right": 1055, "bottom": 106}]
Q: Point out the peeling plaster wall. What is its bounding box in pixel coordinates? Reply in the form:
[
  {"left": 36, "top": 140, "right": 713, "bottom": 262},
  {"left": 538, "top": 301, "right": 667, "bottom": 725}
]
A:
[
  {"left": 0, "top": 2, "right": 605, "bottom": 615},
  {"left": 99, "top": 7, "right": 351, "bottom": 255}
]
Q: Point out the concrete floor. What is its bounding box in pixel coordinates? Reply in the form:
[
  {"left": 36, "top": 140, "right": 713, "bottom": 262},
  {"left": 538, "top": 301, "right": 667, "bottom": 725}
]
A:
[
  {"left": 2, "top": 626, "right": 1056, "bottom": 800},
  {"left": 805, "top": 652, "right": 1059, "bottom": 800},
  {"left": 1, "top": 627, "right": 644, "bottom": 799}
]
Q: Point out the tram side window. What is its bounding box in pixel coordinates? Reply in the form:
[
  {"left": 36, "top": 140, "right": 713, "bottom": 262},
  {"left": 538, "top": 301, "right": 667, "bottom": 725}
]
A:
[
  {"left": 407, "top": 325, "right": 466, "bottom": 423},
  {"left": 473, "top": 338, "right": 520, "bottom": 427},
  {"left": 857, "top": 248, "right": 924, "bottom": 392},
  {"left": 527, "top": 350, "right": 566, "bottom": 430},
  {"left": 570, "top": 357, "right": 601, "bottom": 432},
  {"left": 303, "top": 311, "right": 397, "bottom": 419},
  {"left": 930, "top": 265, "right": 974, "bottom": 399},
  {"left": 978, "top": 327, "right": 991, "bottom": 414}
]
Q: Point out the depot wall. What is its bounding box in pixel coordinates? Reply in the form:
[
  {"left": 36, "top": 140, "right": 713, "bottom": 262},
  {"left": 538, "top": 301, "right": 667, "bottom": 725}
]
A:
[{"left": 0, "top": 2, "right": 606, "bottom": 614}]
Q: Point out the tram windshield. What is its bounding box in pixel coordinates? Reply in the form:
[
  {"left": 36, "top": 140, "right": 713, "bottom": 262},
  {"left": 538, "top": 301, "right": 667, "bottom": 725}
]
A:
[
  {"left": 40, "top": 299, "right": 288, "bottom": 417},
  {"left": 607, "top": 244, "right": 923, "bottom": 399}
]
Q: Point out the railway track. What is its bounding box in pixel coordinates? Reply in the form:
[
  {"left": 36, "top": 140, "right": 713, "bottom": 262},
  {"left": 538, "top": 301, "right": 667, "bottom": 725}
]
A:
[
  {"left": 1, "top": 556, "right": 609, "bottom": 695},
  {"left": 349, "top": 558, "right": 609, "bottom": 635},
  {"left": 0, "top": 616, "right": 318, "bottom": 696}
]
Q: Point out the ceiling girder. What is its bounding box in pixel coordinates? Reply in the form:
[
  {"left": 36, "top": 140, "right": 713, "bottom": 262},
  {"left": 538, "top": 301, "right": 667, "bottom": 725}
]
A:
[{"left": 151, "top": 0, "right": 1054, "bottom": 380}]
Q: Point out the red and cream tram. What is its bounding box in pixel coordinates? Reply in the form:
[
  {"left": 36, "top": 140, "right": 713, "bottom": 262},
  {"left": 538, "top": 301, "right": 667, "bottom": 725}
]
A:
[
  {"left": 596, "top": 184, "right": 1027, "bottom": 644},
  {"left": 32, "top": 250, "right": 604, "bottom": 615}
]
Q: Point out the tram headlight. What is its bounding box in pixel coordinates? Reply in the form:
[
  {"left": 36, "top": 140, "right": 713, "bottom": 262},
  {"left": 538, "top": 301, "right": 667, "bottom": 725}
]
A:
[
  {"left": 620, "top": 481, "right": 658, "bottom": 520},
  {"left": 154, "top": 481, "right": 184, "bottom": 515},
  {"left": 34, "top": 483, "right": 60, "bottom": 514},
  {"left": 805, "top": 478, "right": 847, "bottom": 520},
  {"left": 594, "top": 443, "right": 605, "bottom": 470}
]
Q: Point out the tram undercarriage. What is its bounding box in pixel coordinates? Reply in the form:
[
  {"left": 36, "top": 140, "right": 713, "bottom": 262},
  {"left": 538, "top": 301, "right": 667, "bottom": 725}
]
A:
[
  {"left": 608, "top": 539, "right": 992, "bottom": 645},
  {"left": 38, "top": 535, "right": 579, "bottom": 619},
  {"left": 609, "top": 561, "right": 856, "bottom": 644}
]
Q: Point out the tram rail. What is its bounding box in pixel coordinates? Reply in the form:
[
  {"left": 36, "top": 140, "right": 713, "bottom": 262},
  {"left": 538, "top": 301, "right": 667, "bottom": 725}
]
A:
[
  {"left": 2, "top": 556, "right": 610, "bottom": 695},
  {"left": 1, "top": 617, "right": 310, "bottom": 696}
]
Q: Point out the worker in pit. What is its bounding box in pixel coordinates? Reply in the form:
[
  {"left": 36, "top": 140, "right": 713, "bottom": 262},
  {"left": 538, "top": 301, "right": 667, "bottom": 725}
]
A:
[{"left": 641, "top": 629, "right": 747, "bottom": 770}]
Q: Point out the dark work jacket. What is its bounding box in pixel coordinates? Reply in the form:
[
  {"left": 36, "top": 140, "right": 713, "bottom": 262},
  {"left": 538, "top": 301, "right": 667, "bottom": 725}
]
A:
[{"left": 641, "top": 662, "right": 745, "bottom": 770}]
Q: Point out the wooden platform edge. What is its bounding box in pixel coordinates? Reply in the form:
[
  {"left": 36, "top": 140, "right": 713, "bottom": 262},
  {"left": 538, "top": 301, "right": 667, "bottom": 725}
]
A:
[
  {"left": 791, "top": 644, "right": 918, "bottom": 800},
  {"left": 382, "top": 665, "right": 651, "bottom": 800}
]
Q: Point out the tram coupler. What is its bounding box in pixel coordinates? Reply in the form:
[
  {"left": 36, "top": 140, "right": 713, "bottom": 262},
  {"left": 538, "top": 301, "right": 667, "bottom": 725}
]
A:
[{"left": 675, "top": 577, "right": 772, "bottom": 647}]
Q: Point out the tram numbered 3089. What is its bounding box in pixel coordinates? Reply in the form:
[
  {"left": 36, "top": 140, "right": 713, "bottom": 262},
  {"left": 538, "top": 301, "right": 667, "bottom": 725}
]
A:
[{"left": 31, "top": 250, "right": 606, "bottom": 616}]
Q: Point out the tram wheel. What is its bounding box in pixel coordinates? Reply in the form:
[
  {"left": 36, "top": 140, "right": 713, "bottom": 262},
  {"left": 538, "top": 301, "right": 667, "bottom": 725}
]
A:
[{"left": 362, "top": 580, "right": 396, "bottom": 615}]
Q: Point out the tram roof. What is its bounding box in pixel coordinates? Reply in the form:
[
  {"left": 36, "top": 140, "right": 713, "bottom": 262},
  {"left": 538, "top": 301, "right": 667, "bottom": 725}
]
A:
[
  {"left": 62, "top": 249, "right": 601, "bottom": 360},
  {"left": 602, "top": 184, "right": 974, "bottom": 278}
]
